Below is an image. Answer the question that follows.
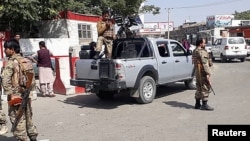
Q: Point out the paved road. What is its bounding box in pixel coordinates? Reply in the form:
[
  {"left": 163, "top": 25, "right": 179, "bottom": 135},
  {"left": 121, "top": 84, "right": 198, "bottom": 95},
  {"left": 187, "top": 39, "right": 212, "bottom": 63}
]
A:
[{"left": 1, "top": 59, "right": 250, "bottom": 141}]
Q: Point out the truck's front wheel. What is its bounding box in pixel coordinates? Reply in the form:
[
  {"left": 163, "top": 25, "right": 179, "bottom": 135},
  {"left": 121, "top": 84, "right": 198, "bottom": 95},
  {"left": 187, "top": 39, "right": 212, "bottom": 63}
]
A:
[
  {"left": 184, "top": 77, "right": 196, "bottom": 90},
  {"left": 135, "top": 76, "right": 156, "bottom": 104},
  {"left": 96, "top": 90, "right": 116, "bottom": 100}
]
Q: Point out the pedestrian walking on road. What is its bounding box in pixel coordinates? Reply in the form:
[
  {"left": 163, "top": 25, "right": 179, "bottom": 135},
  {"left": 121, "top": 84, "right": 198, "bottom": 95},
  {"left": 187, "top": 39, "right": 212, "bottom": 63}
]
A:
[
  {"left": 32, "top": 41, "right": 55, "bottom": 97},
  {"left": 192, "top": 38, "right": 214, "bottom": 111},
  {"left": 2, "top": 39, "right": 38, "bottom": 141}
]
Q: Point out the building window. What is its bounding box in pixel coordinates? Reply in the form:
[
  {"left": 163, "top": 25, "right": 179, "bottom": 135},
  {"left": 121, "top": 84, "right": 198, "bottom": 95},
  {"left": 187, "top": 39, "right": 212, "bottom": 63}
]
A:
[{"left": 78, "top": 24, "right": 92, "bottom": 39}]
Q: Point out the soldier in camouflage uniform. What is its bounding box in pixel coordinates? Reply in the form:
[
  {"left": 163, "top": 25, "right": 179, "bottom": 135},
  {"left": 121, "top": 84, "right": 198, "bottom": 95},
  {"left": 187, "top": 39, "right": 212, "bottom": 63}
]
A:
[
  {"left": 0, "top": 56, "right": 8, "bottom": 135},
  {"left": 2, "top": 39, "right": 38, "bottom": 141},
  {"left": 0, "top": 89, "right": 8, "bottom": 135},
  {"left": 192, "top": 38, "right": 214, "bottom": 111}
]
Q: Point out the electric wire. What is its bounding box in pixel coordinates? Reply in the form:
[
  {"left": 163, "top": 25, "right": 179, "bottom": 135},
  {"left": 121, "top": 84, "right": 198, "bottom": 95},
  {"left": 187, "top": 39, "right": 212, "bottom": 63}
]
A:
[{"left": 173, "top": 0, "right": 244, "bottom": 9}]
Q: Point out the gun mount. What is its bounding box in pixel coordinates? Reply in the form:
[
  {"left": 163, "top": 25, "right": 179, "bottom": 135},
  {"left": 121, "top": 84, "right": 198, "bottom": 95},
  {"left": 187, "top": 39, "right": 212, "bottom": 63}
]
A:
[
  {"left": 114, "top": 16, "right": 139, "bottom": 39},
  {"left": 106, "top": 8, "right": 142, "bottom": 38}
]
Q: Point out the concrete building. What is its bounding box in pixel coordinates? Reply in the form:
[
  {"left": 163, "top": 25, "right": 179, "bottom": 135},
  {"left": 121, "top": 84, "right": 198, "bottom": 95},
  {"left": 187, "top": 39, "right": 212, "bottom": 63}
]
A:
[
  {"left": 226, "top": 20, "right": 250, "bottom": 38},
  {"left": 138, "top": 21, "right": 174, "bottom": 38},
  {"left": 169, "top": 22, "right": 208, "bottom": 44},
  {"left": 2, "top": 11, "right": 101, "bottom": 57},
  {"left": 168, "top": 15, "right": 237, "bottom": 44}
]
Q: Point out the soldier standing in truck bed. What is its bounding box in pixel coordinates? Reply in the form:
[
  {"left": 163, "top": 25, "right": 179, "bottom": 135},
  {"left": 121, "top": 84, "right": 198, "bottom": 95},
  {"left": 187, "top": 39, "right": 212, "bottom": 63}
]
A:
[{"left": 93, "top": 10, "right": 116, "bottom": 59}]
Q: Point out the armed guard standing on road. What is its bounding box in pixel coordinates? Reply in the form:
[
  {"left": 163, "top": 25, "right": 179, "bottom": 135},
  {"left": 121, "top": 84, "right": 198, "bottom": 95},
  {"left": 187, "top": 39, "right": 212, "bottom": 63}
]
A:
[
  {"left": 94, "top": 10, "right": 116, "bottom": 59},
  {"left": 192, "top": 38, "right": 214, "bottom": 111},
  {"left": 0, "top": 76, "right": 8, "bottom": 135},
  {"left": 2, "top": 39, "right": 38, "bottom": 141}
]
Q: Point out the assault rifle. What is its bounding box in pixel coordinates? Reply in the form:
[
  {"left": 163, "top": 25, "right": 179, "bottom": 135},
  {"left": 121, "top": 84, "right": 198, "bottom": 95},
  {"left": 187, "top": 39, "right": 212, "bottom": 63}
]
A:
[
  {"left": 197, "top": 55, "right": 216, "bottom": 95},
  {"left": 11, "top": 72, "right": 34, "bottom": 132},
  {"left": 0, "top": 76, "right": 2, "bottom": 110}
]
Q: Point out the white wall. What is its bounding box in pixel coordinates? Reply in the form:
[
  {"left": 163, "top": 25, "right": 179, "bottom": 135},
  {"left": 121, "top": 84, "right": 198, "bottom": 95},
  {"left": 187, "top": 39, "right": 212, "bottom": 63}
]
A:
[
  {"left": 19, "top": 19, "right": 98, "bottom": 56},
  {"left": 19, "top": 38, "right": 71, "bottom": 56},
  {"left": 231, "top": 20, "right": 250, "bottom": 26},
  {"left": 67, "top": 19, "right": 98, "bottom": 44}
]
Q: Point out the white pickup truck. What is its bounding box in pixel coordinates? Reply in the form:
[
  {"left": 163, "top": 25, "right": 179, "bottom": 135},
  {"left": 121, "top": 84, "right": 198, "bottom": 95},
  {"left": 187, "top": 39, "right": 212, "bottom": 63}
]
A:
[{"left": 70, "top": 37, "right": 196, "bottom": 104}]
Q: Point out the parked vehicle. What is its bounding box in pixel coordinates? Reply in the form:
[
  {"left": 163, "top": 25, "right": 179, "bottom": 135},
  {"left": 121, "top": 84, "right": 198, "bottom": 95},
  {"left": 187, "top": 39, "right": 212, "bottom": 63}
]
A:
[
  {"left": 189, "top": 44, "right": 196, "bottom": 51},
  {"left": 70, "top": 37, "right": 196, "bottom": 104},
  {"left": 210, "top": 37, "right": 247, "bottom": 62},
  {"left": 245, "top": 38, "right": 250, "bottom": 57},
  {"left": 188, "top": 43, "right": 212, "bottom": 56},
  {"left": 205, "top": 42, "right": 213, "bottom": 54},
  {"left": 0, "top": 52, "right": 55, "bottom": 78},
  {"left": 22, "top": 52, "right": 55, "bottom": 77}
]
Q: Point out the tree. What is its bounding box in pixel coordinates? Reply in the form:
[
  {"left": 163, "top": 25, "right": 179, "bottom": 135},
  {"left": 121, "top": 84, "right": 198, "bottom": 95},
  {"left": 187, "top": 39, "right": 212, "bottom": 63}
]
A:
[
  {"left": 65, "top": 0, "right": 160, "bottom": 18},
  {"left": 0, "top": 0, "right": 159, "bottom": 37},
  {"left": 0, "top": 0, "right": 69, "bottom": 36},
  {"left": 234, "top": 10, "right": 250, "bottom": 20}
]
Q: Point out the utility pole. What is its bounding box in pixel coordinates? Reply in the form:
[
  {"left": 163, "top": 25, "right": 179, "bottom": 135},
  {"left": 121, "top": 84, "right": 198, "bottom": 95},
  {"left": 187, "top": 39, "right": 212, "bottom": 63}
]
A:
[{"left": 167, "top": 8, "right": 173, "bottom": 39}]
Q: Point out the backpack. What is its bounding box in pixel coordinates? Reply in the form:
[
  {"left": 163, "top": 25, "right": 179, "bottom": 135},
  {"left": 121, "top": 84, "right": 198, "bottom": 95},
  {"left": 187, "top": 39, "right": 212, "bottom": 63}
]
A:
[{"left": 14, "top": 57, "right": 35, "bottom": 88}]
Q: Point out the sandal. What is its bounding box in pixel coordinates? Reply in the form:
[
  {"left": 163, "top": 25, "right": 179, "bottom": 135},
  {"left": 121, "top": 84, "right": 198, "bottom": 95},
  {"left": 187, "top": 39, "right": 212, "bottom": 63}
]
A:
[
  {"left": 42, "top": 93, "right": 47, "bottom": 97},
  {"left": 49, "top": 94, "right": 56, "bottom": 97}
]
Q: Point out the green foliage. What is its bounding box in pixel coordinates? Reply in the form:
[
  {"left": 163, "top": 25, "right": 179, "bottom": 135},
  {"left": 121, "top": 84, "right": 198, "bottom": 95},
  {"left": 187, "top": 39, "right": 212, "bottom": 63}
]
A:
[
  {"left": 140, "top": 5, "right": 160, "bottom": 15},
  {"left": 0, "top": 0, "right": 160, "bottom": 36},
  {"left": 234, "top": 10, "right": 250, "bottom": 20},
  {"left": 0, "top": 0, "right": 68, "bottom": 35}
]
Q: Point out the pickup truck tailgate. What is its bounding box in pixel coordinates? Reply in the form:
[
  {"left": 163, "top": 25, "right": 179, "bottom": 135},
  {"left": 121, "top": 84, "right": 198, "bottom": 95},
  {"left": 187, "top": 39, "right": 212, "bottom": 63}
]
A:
[{"left": 75, "top": 60, "right": 99, "bottom": 80}]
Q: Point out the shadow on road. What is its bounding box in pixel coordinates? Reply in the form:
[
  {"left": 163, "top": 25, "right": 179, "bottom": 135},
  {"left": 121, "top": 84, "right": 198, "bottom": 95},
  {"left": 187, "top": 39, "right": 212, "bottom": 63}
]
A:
[
  {"left": 60, "top": 82, "right": 191, "bottom": 109},
  {"left": 158, "top": 83, "right": 195, "bottom": 109},
  {"left": 212, "top": 59, "right": 246, "bottom": 63},
  {"left": 155, "top": 83, "right": 187, "bottom": 99},
  {"left": 61, "top": 92, "right": 137, "bottom": 109},
  {"left": 163, "top": 101, "right": 194, "bottom": 109}
]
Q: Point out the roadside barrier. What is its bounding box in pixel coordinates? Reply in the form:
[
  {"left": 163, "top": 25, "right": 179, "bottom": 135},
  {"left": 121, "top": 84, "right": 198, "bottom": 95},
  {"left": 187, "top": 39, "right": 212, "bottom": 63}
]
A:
[{"left": 53, "top": 56, "right": 85, "bottom": 95}]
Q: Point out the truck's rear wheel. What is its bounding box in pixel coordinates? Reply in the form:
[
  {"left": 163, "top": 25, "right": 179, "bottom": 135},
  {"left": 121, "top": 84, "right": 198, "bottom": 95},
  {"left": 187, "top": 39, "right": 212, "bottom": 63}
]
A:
[
  {"left": 135, "top": 76, "right": 156, "bottom": 104},
  {"left": 96, "top": 90, "right": 116, "bottom": 100},
  {"left": 240, "top": 58, "right": 245, "bottom": 62},
  {"left": 211, "top": 53, "right": 215, "bottom": 61}
]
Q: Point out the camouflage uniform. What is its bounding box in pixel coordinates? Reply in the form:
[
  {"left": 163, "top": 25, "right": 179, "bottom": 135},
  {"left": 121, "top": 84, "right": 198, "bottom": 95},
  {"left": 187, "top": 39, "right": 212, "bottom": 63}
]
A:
[
  {"left": 192, "top": 48, "right": 211, "bottom": 101},
  {"left": 0, "top": 68, "right": 8, "bottom": 135},
  {"left": 2, "top": 54, "right": 38, "bottom": 141},
  {"left": 0, "top": 108, "right": 8, "bottom": 135},
  {"left": 96, "top": 20, "right": 115, "bottom": 58}
]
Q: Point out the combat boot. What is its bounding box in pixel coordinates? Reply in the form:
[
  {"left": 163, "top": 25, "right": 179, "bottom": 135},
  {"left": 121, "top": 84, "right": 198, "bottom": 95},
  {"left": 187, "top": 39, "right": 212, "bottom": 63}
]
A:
[
  {"left": 0, "top": 124, "right": 8, "bottom": 135},
  {"left": 194, "top": 99, "right": 201, "bottom": 109},
  {"left": 201, "top": 101, "right": 214, "bottom": 111}
]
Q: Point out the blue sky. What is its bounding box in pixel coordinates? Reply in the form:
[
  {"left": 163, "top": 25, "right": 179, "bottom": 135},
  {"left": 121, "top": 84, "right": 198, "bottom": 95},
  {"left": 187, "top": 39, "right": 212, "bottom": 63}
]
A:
[{"left": 144, "top": 0, "right": 250, "bottom": 26}]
